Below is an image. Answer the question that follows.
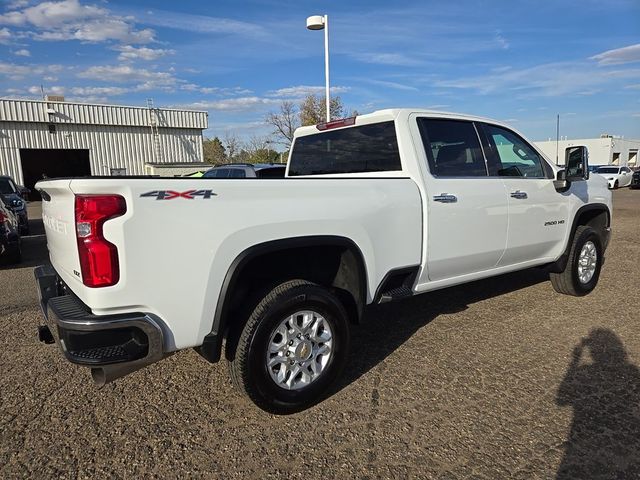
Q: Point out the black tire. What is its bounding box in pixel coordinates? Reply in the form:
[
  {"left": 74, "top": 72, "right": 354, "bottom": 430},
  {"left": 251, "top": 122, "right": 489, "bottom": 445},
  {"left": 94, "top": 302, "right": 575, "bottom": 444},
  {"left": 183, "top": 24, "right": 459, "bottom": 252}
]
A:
[
  {"left": 613, "top": 180, "right": 619, "bottom": 189},
  {"left": 228, "top": 279, "right": 350, "bottom": 414},
  {"left": 550, "top": 226, "right": 603, "bottom": 296}
]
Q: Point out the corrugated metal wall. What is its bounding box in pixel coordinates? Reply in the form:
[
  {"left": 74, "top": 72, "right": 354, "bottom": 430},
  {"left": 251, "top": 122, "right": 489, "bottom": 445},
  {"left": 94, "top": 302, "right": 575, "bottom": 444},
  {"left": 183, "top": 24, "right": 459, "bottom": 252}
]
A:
[
  {"left": 0, "top": 122, "right": 204, "bottom": 184},
  {"left": 0, "top": 99, "right": 207, "bottom": 184},
  {"left": 0, "top": 99, "right": 208, "bottom": 129}
]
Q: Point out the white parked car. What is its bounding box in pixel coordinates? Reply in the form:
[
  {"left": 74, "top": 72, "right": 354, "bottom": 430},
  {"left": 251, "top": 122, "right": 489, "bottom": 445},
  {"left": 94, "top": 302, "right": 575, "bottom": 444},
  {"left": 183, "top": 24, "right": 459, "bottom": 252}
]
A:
[
  {"left": 595, "top": 166, "right": 633, "bottom": 189},
  {"left": 34, "top": 109, "right": 612, "bottom": 413}
]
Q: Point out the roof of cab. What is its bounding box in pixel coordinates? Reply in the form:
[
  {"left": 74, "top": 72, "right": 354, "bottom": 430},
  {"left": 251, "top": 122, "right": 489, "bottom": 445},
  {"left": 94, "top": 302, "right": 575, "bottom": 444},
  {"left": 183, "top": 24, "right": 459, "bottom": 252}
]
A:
[{"left": 293, "top": 108, "right": 505, "bottom": 138}]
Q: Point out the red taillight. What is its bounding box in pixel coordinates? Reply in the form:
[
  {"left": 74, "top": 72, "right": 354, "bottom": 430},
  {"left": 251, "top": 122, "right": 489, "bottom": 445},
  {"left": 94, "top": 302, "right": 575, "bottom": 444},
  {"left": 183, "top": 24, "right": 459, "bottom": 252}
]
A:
[
  {"left": 316, "top": 117, "right": 356, "bottom": 131},
  {"left": 75, "top": 195, "right": 126, "bottom": 288}
]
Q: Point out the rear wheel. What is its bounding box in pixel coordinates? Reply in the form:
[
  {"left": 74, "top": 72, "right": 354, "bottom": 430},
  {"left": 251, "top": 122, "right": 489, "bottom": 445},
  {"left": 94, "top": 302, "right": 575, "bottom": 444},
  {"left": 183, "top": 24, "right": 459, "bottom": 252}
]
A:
[
  {"left": 550, "top": 226, "right": 602, "bottom": 296},
  {"left": 228, "top": 279, "right": 350, "bottom": 414}
]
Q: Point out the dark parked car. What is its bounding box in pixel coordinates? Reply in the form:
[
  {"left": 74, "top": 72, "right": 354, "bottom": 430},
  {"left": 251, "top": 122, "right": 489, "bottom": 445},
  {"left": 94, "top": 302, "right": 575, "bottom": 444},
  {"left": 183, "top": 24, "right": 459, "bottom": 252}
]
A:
[
  {"left": 0, "top": 195, "right": 21, "bottom": 264},
  {"left": 631, "top": 169, "right": 640, "bottom": 189},
  {"left": 202, "top": 163, "right": 286, "bottom": 179},
  {"left": 0, "top": 175, "right": 29, "bottom": 234}
]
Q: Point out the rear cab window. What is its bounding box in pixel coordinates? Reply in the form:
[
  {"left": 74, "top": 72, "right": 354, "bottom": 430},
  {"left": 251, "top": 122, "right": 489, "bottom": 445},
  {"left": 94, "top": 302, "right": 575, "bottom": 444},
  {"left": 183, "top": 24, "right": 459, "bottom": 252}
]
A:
[
  {"left": 417, "top": 118, "right": 487, "bottom": 177},
  {"left": 288, "top": 121, "right": 402, "bottom": 176}
]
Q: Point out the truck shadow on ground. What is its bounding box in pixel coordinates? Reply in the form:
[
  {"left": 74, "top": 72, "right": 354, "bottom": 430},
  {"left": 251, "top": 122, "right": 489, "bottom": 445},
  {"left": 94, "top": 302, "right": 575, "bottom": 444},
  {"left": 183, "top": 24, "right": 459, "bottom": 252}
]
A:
[
  {"left": 336, "top": 267, "right": 549, "bottom": 391},
  {"left": 0, "top": 218, "right": 48, "bottom": 271},
  {"left": 555, "top": 329, "right": 640, "bottom": 479}
]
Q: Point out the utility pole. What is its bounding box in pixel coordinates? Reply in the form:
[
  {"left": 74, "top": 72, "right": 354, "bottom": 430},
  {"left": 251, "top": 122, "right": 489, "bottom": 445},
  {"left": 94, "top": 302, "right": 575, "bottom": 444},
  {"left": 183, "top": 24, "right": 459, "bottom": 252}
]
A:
[{"left": 556, "top": 114, "right": 560, "bottom": 165}]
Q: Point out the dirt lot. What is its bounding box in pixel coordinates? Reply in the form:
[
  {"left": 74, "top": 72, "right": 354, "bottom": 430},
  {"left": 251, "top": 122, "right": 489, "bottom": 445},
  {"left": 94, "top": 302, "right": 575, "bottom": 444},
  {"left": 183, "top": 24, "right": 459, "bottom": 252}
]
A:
[{"left": 1, "top": 190, "right": 639, "bottom": 479}]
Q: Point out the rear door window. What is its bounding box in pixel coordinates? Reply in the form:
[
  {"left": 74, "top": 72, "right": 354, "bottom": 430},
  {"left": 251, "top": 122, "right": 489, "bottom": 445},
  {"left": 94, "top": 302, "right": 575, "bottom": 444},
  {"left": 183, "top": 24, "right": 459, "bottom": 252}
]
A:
[
  {"left": 228, "top": 169, "right": 246, "bottom": 178},
  {"left": 203, "top": 168, "right": 230, "bottom": 178},
  {"left": 417, "top": 118, "right": 487, "bottom": 177},
  {"left": 288, "top": 121, "right": 401, "bottom": 175}
]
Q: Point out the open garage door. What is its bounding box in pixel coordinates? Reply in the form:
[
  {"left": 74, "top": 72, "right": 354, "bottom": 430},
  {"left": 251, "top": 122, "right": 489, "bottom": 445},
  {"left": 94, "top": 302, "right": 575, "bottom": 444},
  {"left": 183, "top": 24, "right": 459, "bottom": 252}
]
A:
[{"left": 20, "top": 149, "right": 91, "bottom": 200}]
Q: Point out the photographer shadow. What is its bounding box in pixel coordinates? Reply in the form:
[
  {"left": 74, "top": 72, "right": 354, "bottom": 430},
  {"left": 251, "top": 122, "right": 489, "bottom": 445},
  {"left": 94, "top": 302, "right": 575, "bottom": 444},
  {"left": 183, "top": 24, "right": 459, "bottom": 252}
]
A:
[{"left": 557, "top": 329, "right": 640, "bottom": 479}]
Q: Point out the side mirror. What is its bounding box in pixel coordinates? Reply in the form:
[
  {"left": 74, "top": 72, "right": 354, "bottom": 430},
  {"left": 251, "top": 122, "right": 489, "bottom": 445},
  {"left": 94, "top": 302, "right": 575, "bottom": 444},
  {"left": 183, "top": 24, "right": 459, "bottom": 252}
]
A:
[
  {"left": 565, "top": 146, "right": 589, "bottom": 182},
  {"left": 18, "top": 186, "right": 30, "bottom": 200},
  {"left": 554, "top": 169, "right": 568, "bottom": 191}
]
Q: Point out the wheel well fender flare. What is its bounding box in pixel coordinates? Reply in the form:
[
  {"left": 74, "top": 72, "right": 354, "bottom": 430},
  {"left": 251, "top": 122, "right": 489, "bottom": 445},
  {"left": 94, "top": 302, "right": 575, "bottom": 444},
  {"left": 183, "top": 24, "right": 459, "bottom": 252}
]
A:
[{"left": 196, "top": 235, "right": 368, "bottom": 363}]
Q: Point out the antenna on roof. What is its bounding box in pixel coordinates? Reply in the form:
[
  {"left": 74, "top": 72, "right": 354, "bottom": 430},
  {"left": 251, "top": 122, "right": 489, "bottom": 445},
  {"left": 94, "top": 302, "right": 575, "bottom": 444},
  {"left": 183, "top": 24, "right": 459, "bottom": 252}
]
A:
[{"left": 40, "top": 85, "right": 45, "bottom": 101}]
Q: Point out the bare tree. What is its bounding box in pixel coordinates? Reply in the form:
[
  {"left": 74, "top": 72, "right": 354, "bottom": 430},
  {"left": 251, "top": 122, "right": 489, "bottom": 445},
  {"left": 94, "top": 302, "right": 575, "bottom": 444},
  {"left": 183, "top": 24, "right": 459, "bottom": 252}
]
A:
[
  {"left": 244, "top": 135, "right": 279, "bottom": 163},
  {"left": 223, "top": 132, "right": 242, "bottom": 163},
  {"left": 265, "top": 101, "right": 299, "bottom": 147},
  {"left": 299, "top": 94, "right": 346, "bottom": 126}
]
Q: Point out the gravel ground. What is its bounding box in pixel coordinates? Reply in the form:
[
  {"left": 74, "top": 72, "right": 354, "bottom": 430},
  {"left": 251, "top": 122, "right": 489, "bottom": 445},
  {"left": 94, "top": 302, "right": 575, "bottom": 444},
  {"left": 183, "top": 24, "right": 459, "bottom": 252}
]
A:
[{"left": 1, "top": 189, "right": 639, "bottom": 479}]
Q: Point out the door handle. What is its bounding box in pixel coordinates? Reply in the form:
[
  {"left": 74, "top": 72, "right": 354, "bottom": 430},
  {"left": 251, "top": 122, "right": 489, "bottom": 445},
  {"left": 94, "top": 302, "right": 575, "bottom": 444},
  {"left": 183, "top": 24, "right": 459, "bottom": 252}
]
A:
[
  {"left": 433, "top": 194, "right": 457, "bottom": 203},
  {"left": 510, "top": 190, "right": 528, "bottom": 199}
]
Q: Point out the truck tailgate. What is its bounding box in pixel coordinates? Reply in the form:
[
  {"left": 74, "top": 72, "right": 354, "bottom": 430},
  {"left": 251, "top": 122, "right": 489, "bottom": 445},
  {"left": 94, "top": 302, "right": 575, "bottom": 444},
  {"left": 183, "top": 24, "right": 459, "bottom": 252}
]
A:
[{"left": 38, "top": 180, "right": 82, "bottom": 285}]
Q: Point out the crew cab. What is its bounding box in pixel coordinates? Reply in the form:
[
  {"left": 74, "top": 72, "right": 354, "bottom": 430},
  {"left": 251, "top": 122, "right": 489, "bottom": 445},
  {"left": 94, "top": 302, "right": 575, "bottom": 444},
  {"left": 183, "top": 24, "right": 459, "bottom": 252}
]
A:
[{"left": 34, "top": 109, "right": 612, "bottom": 413}]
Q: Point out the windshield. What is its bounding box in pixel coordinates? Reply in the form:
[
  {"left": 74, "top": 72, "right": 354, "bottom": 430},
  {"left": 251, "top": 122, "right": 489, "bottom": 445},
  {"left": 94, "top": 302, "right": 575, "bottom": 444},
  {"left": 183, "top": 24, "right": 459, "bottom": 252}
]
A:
[
  {"left": 597, "top": 167, "right": 620, "bottom": 174},
  {"left": 0, "top": 178, "right": 17, "bottom": 195}
]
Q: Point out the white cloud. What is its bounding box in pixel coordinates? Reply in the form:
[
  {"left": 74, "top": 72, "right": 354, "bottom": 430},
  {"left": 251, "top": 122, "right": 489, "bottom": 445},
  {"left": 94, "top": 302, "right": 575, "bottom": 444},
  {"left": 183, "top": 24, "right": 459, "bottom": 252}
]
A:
[
  {"left": 494, "top": 31, "right": 509, "bottom": 50},
  {"left": 116, "top": 45, "right": 174, "bottom": 61},
  {"left": 70, "top": 86, "right": 129, "bottom": 96},
  {"left": 435, "top": 61, "right": 640, "bottom": 97},
  {"left": 361, "top": 79, "right": 419, "bottom": 92},
  {"left": 180, "top": 84, "right": 252, "bottom": 96},
  {"left": 0, "top": 27, "right": 10, "bottom": 43},
  {"left": 0, "top": 61, "right": 63, "bottom": 80},
  {"left": 77, "top": 64, "right": 176, "bottom": 87},
  {"left": 28, "top": 84, "right": 65, "bottom": 95},
  {"left": 124, "top": 7, "right": 269, "bottom": 39},
  {"left": 266, "top": 85, "right": 350, "bottom": 98},
  {"left": 12, "top": 48, "right": 30, "bottom": 56},
  {"left": 590, "top": 44, "right": 640, "bottom": 66},
  {"left": 0, "top": 0, "right": 155, "bottom": 44},
  {"left": 354, "top": 52, "right": 423, "bottom": 67},
  {"left": 6, "top": 0, "right": 30, "bottom": 8},
  {"left": 183, "top": 96, "right": 281, "bottom": 112}
]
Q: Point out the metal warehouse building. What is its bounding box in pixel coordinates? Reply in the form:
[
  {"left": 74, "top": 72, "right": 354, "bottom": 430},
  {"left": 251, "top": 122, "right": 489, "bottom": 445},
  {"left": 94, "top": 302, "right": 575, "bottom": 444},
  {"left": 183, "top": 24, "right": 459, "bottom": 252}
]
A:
[
  {"left": 0, "top": 97, "right": 208, "bottom": 195},
  {"left": 535, "top": 135, "right": 639, "bottom": 167}
]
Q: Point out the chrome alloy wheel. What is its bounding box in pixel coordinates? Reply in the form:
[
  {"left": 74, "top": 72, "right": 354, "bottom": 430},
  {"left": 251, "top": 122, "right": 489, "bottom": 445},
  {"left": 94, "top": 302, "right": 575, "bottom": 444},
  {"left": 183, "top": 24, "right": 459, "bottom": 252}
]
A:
[
  {"left": 266, "top": 310, "right": 333, "bottom": 390},
  {"left": 577, "top": 241, "right": 598, "bottom": 284}
]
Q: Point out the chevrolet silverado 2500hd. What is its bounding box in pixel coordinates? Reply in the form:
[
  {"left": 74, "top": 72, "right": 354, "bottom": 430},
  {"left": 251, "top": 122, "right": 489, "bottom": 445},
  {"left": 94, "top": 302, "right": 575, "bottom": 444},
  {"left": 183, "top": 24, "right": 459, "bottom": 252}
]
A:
[{"left": 34, "top": 109, "right": 612, "bottom": 413}]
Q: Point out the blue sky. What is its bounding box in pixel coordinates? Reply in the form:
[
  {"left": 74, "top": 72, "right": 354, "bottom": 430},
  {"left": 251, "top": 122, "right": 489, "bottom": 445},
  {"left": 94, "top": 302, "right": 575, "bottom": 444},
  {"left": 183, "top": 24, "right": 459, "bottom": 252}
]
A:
[{"left": 0, "top": 0, "right": 639, "bottom": 143}]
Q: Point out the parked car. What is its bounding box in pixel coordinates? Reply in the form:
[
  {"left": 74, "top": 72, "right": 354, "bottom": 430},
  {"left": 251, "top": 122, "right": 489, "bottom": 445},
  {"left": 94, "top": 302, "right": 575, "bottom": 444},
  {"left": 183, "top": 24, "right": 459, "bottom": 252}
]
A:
[
  {"left": 0, "top": 175, "right": 29, "bottom": 234},
  {"left": 0, "top": 195, "right": 21, "bottom": 264},
  {"left": 34, "top": 109, "right": 611, "bottom": 413},
  {"left": 595, "top": 166, "right": 633, "bottom": 189},
  {"left": 631, "top": 169, "right": 640, "bottom": 189},
  {"left": 202, "top": 163, "right": 286, "bottom": 178}
]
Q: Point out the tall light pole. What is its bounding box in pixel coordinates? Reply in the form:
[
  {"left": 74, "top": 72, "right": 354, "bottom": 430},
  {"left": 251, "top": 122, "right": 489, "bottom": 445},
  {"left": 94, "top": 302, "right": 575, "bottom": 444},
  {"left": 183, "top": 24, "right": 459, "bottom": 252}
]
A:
[{"left": 306, "top": 14, "right": 330, "bottom": 122}]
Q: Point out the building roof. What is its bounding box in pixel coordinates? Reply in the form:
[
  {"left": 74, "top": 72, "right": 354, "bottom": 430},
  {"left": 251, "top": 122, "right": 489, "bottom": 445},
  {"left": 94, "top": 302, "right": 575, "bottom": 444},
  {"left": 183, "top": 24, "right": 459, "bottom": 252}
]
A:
[{"left": 0, "top": 98, "right": 207, "bottom": 130}]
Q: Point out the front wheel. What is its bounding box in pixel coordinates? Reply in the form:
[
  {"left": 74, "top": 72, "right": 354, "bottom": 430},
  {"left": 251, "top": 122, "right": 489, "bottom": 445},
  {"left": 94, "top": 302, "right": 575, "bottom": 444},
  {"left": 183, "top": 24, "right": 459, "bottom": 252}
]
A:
[
  {"left": 228, "top": 280, "right": 350, "bottom": 414},
  {"left": 550, "top": 226, "right": 603, "bottom": 296}
]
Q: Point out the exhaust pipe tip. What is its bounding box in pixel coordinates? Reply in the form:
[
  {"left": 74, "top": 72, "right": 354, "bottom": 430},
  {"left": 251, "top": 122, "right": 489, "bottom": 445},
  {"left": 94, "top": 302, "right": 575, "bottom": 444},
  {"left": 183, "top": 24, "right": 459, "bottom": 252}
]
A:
[
  {"left": 90, "top": 354, "right": 171, "bottom": 387},
  {"left": 91, "top": 367, "right": 107, "bottom": 387}
]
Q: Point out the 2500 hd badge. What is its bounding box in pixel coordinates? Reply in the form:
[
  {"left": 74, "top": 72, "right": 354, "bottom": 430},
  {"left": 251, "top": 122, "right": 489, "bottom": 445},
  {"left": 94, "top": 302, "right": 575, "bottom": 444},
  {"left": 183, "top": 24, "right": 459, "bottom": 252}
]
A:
[{"left": 544, "top": 219, "right": 566, "bottom": 226}]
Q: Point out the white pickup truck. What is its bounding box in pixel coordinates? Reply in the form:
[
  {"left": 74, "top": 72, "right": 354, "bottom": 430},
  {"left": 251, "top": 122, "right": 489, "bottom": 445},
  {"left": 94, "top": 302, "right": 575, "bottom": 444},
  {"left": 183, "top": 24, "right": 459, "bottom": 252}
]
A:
[{"left": 35, "top": 109, "right": 612, "bottom": 413}]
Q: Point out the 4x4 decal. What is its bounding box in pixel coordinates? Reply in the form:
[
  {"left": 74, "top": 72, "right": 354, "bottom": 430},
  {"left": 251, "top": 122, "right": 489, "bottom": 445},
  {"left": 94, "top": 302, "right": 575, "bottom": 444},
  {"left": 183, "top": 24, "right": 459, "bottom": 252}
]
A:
[{"left": 140, "top": 190, "right": 216, "bottom": 200}]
